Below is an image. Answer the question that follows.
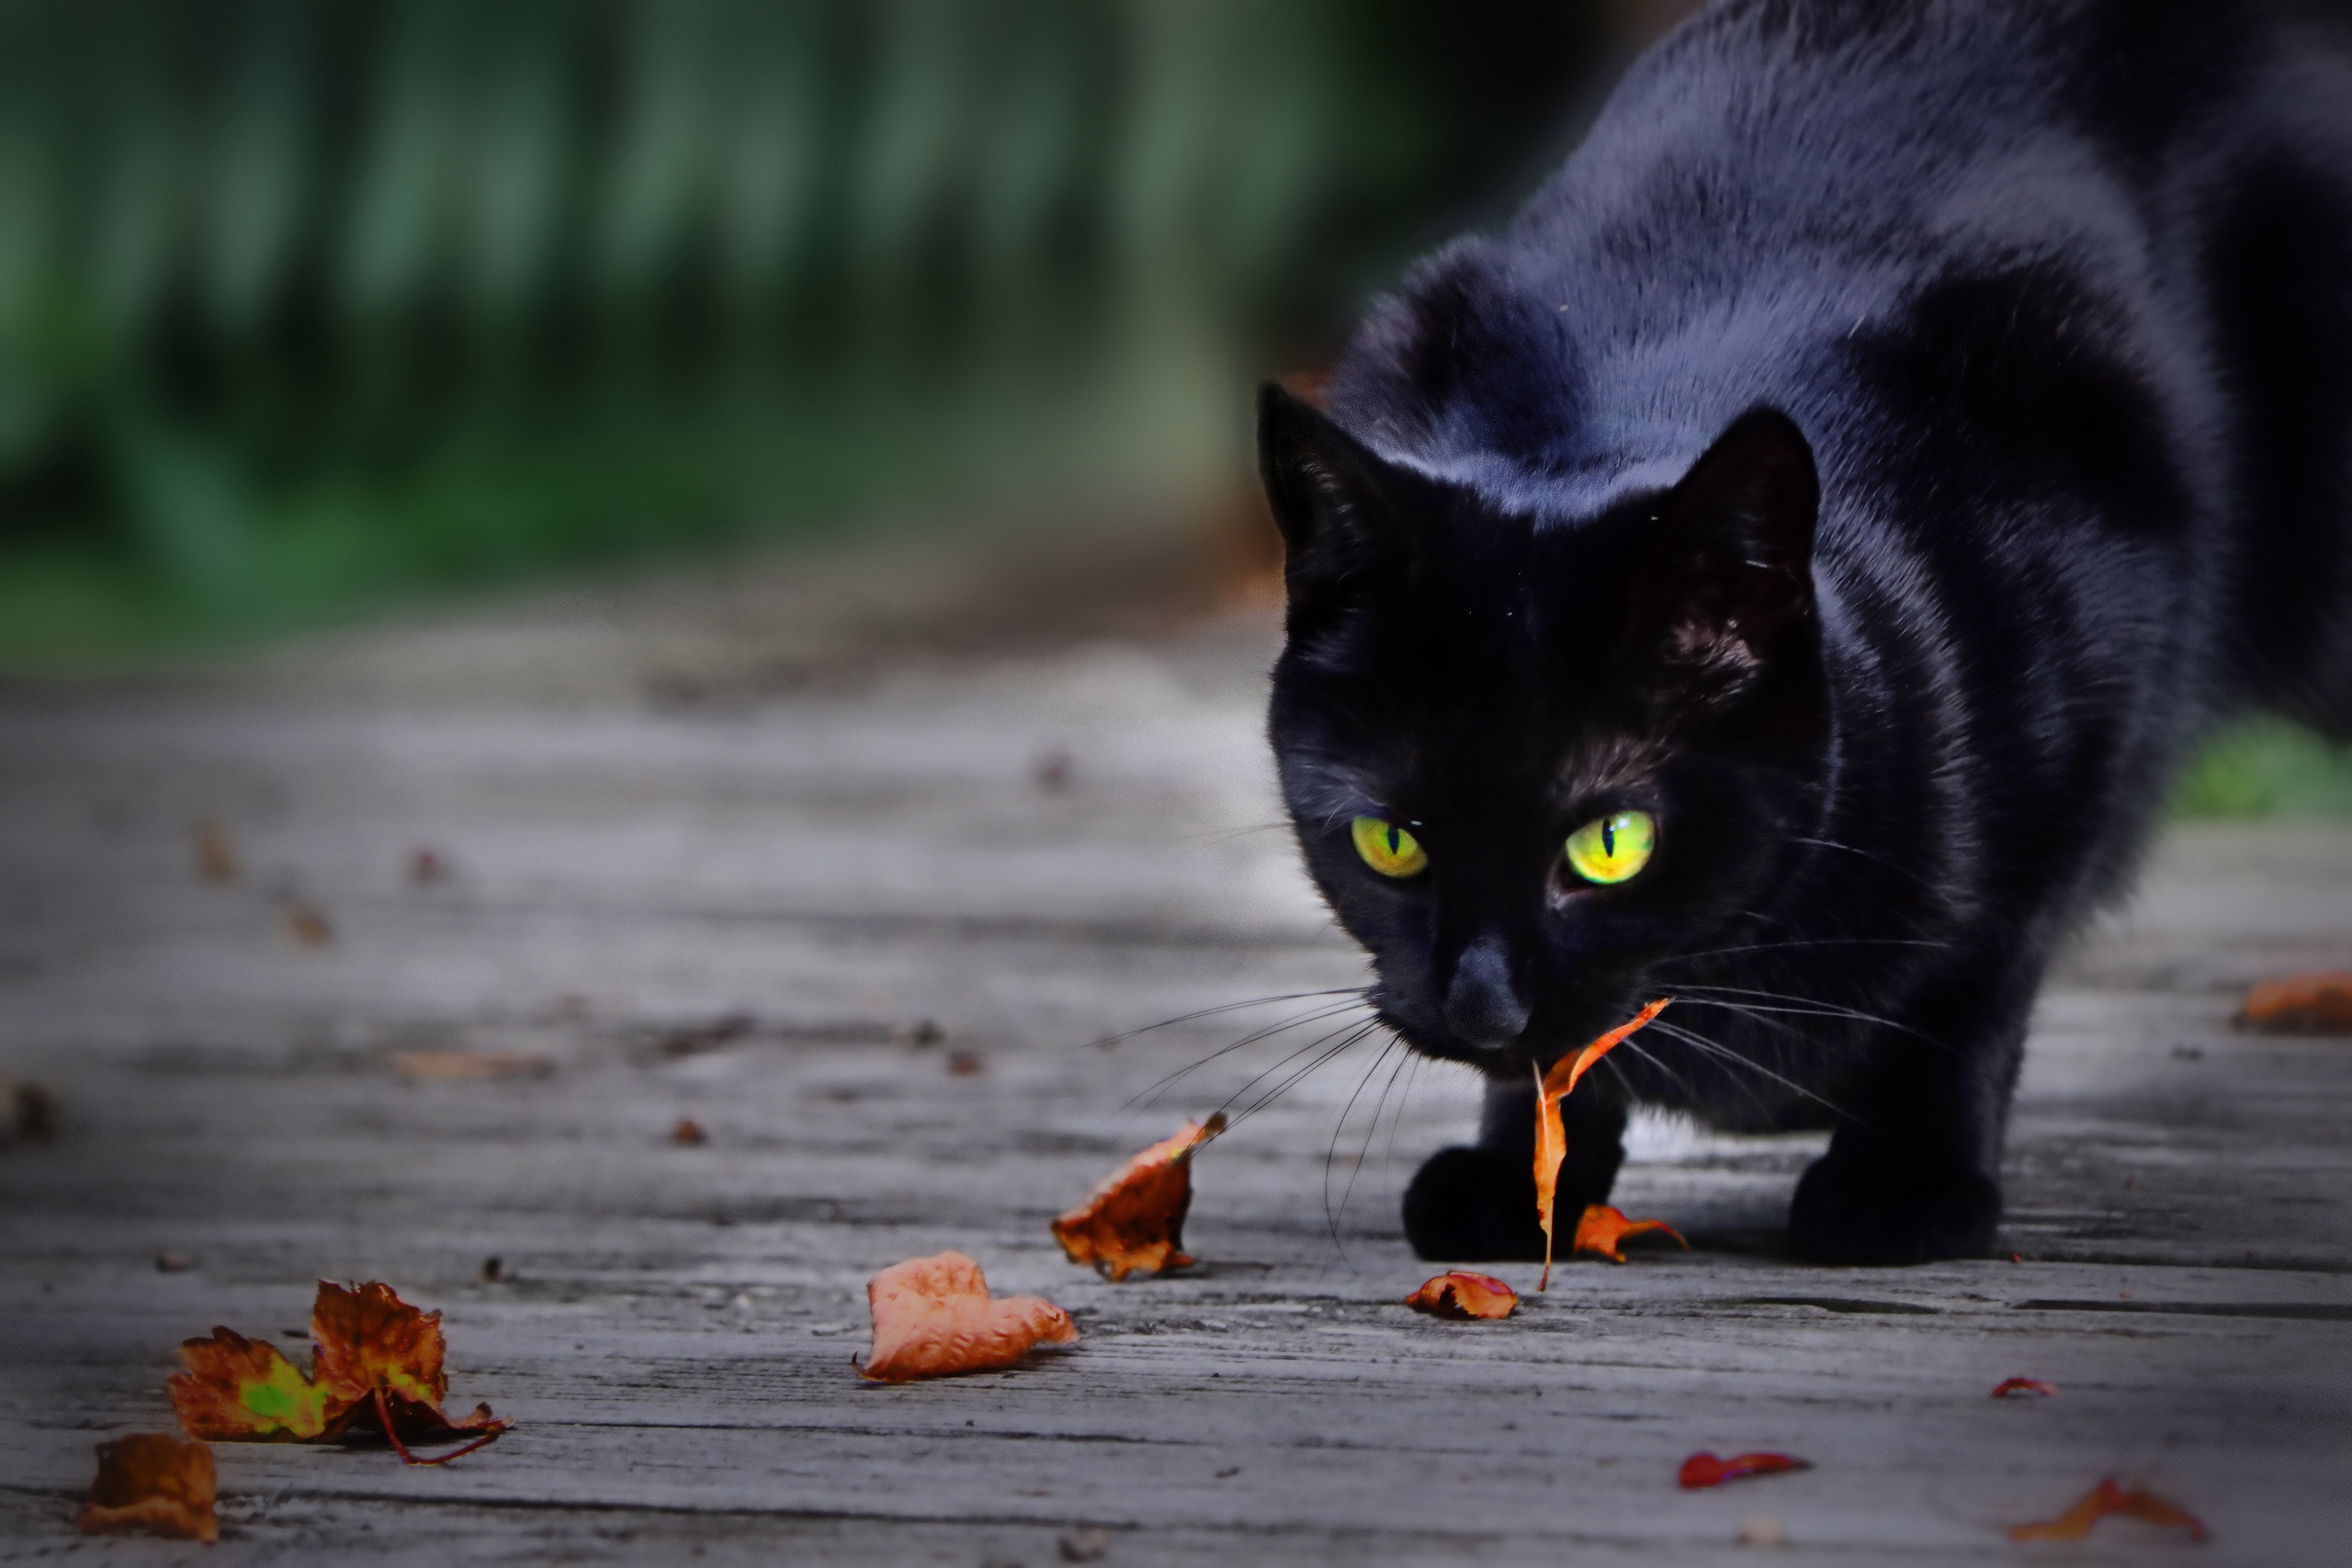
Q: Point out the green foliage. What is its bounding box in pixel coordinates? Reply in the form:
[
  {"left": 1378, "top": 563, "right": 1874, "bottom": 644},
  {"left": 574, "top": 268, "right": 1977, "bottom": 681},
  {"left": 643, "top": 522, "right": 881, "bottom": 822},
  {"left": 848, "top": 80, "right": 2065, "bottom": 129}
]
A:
[{"left": 0, "top": 0, "right": 1600, "bottom": 670}]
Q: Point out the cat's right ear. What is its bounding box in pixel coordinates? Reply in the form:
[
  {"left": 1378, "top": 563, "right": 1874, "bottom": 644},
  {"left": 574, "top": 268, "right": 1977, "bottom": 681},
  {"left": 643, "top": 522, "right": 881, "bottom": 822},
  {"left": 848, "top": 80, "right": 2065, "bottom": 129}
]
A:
[{"left": 1256, "top": 381, "right": 1413, "bottom": 605}]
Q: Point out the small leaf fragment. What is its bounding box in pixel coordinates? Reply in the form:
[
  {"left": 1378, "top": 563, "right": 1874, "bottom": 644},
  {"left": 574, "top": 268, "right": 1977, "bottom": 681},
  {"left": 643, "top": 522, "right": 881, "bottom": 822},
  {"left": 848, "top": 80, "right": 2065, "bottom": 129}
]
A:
[
  {"left": 2236, "top": 971, "right": 2352, "bottom": 1033},
  {"left": 1679, "top": 1450, "right": 1811, "bottom": 1490},
  {"left": 1404, "top": 1271, "right": 1518, "bottom": 1320},
  {"left": 171, "top": 1326, "right": 333, "bottom": 1441},
  {"left": 2006, "top": 1477, "right": 2206, "bottom": 1542},
  {"left": 1051, "top": 1115, "right": 1224, "bottom": 1280},
  {"left": 1571, "top": 1205, "right": 1689, "bottom": 1264},
  {"left": 1533, "top": 1000, "right": 1670, "bottom": 1288},
  {"left": 1991, "top": 1376, "right": 2057, "bottom": 1398},
  {"left": 861, "top": 1251, "right": 1078, "bottom": 1382},
  {"left": 78, "top": 1433, "right": 217, "bottom": 1542}
]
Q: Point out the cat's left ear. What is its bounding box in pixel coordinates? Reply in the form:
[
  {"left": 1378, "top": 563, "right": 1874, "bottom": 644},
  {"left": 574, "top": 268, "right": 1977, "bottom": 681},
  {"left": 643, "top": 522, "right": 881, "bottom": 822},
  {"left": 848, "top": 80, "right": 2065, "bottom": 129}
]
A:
[{"left": 1640, "top": 407, "right": 1819, "bottom": 676}]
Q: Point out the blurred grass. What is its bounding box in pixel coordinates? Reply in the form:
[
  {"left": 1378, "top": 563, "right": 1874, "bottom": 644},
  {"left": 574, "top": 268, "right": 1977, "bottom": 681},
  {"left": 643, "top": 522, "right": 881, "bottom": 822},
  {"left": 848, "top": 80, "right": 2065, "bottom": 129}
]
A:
[
  {"left": 0, "top": 0, "right": 1608, "bottom": 672},
  {"left": 2173, "top": 719, "right": 2352, "bottom": 819}
]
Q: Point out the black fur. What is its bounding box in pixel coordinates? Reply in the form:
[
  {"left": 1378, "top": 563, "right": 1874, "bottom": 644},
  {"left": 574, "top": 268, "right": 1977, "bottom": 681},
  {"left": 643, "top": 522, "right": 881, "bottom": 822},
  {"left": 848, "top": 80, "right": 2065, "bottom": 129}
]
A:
[{"left": 1259, "top": 0, "right": 2352, "bottom": 1266}]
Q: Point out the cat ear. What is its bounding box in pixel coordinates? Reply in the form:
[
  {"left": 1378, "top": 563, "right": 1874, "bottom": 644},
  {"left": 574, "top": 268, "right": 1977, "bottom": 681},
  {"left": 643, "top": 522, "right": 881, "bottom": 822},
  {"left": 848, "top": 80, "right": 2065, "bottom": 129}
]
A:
[
  {"left": 1641, "top": 407, "right": 1819, "bottom": 678},
  {"left": 1256, "top": 381, "right": 1420, "bottom": 604}
]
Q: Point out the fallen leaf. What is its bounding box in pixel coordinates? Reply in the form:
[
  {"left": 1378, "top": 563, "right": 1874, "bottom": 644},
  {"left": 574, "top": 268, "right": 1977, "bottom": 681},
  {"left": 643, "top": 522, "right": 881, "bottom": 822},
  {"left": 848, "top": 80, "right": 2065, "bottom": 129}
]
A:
[
  {"left": 946, "top": 1049, "right": 987, "bottom": 1077},
  {"left": 190, "top": 818, "right": 240, "bottom": 885},
  {"left": 1991, "top": 1376, "right": 2057, "bottom": 1398},
  {"left": 671, "top": 1117, "right": 707, "bottom": 1145},
  {"left": 1403, "top": 1271, "right": 1518, "bottom": 1320},
  {"left": 77, "top": 1433, "right": 216, "bottom": 1542},
  {"left": 860, "top": 1251, "right": 1078, "bottom": 1382},
  {"left": 1572, "top": 1204, "right": 1689, "bottom": 1264},
  {"left": 2236, "top": 971, "right": 2352, "bottom": 1033},
  {"left": 169, "top": 1281, "right": 507, "bottom": 1463},
  {"left": 1534, "top": 1000, "right": 1671, "bottom": 1288},
  {"left": 390, "top": 1050, "right": 552, "bottom": 1084},
  {"left": 2007, "top": 1477, "right": 2206, "bottom": 1542},
  {"left": 1051, "top": 1114, "right": 1225, "bottom": 1280},
  {"left": 278, "top": 899, "right": 334, "bottom": 947},
  {"left": 408, "top": 847, "right": 448, "bottom": 883},
  {"left": 154, "top": 1250, "right": 197, "bottom": 1273},
  {"left": 1679, "top": 1451, "right": 1812, "bottom": 1489}
]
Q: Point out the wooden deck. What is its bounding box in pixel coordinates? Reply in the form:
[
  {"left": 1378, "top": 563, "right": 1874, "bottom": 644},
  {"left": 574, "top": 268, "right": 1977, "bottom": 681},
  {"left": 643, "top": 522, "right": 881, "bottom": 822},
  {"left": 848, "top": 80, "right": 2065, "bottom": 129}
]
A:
[{"left": 2, "top": 572, "right": 2347, "bottom": 1564}]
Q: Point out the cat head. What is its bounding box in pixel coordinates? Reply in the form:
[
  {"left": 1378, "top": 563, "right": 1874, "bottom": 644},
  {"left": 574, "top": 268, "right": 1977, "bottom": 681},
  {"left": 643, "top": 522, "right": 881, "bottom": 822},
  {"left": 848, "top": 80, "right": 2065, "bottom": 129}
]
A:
[{"left": 1259, "top": 382, "right": 1830, "bottom": 1078}]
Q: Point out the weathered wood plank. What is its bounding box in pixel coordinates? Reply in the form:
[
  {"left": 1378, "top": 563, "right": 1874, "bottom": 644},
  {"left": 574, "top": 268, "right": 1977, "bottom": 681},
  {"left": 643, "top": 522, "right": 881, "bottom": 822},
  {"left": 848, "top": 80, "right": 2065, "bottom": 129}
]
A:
[{"left": 1, "top": 612, "right": 2346, "bottom": 1564}]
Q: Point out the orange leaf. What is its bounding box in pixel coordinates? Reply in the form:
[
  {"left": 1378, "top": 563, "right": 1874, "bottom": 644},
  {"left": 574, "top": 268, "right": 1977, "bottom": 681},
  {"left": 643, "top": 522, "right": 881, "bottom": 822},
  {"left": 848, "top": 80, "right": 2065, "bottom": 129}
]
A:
[
  {"left": 78, "top": 1433, "right": 217, "bottom": 1542},
  {"left": 1051, "top": 1114, "right": 1225, "bottom": 1280},
  {"left": 1571, "top": 1204, "right": 1689, "bottom": 1264},
  {"left": 2007, "top": 1477, "right": 2206, "bottom": 1542},
  {"left": 2237, "top": 972, "right": 2352, "bottom": 1033},
  {"left": 1404, "top": 1271, "right": 1518, "bottom": 1319},
  {"left": 171, "top": 1282, "right": 505, "bottom": 1463},
  {"left": 860, "top": 1251, "right": 1078, "bottom": 1382},
  {"left": 1678, "top": 1450, "right": 1810, "bottom": 1489},
  {"left": 1991, "top": 1376, "right": 2057, "bottom": 1398},
  {"left": 170, "top": 1326, "right": 334, "bottom": 1441},
  {"left": 1533, "top": 999, "right": 1670, "bottom": 1288}
]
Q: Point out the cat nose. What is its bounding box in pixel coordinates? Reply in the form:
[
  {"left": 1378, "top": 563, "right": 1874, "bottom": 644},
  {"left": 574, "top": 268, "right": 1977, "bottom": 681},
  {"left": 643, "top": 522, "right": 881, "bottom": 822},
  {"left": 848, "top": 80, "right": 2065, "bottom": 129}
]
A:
[{"left": 1442, "top": 933, "right": 1531, "bottom": 1050}]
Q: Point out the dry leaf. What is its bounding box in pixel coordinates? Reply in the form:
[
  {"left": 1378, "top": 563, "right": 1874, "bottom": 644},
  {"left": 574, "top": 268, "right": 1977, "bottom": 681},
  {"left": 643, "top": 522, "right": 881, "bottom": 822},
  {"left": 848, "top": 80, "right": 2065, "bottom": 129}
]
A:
[
  {"left": 1679, "top": 1450, "right": 1811, "bottom": 1490},
  {"left": 78, "top": 1433, "right": 216, "bottom": 1542},
  {"left": 2007, "top": 1478, "right": 2206, "bottom": 1542},
  {"left": 3, "top": 1076, "right": 60, "bottom": 1145},
  {"left": 860, "top": 1251, "right": 1078, "bottom": 1382},
  {"left": 408, "top": 847, "right": 448, "bottom": 883},
  {"left": 1403, "top": 1271, "right": 1518, "bottom": 1320},
  {"left": 278, "top": 900, "right": 333, "bottom": 947},
  {"left": 2236, "top": 971, "right": 2352, "bottom": 1033},
  {"left": 671, "top": 1117, "right": 707, "bottom": 1145},
  {"left": 390, "top": 1050, "right": 552, "bottom": 1084},
  {"left": 1534, "top": 1000, "right": 1671, "bottom": 1287},
  {"left": 169, "top": 1281, "right": 506, "bottom": 1464},
  {"left": 1991, "top": 1376, "right": 2057, "bottom": 1398},
  {"left": 1571, "top": 1204, "right": 1689, "bottom": 1264},
  {"left": 1051, "top": 1114, "right": 1225, "bottom": 1280},
  {"left": 190, "top": 818, "right": 240, "bottom": 886}
]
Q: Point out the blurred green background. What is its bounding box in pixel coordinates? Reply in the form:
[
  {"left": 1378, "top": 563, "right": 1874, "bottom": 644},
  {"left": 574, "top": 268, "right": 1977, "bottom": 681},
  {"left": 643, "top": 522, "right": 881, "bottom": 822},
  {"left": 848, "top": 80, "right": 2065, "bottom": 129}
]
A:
[
  {"left": 0, "top": 0, "right": 2342, "bottom": 810},
  {"left": 0, "top": 0, "right": 1609, "bottom": 667}
]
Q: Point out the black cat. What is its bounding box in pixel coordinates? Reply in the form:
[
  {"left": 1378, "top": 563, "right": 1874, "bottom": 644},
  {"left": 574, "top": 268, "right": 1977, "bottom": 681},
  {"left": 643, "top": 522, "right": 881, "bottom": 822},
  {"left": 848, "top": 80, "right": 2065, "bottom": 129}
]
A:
[{"left": 1258, "top": 0, "right": 2352, "bottom": 1266}]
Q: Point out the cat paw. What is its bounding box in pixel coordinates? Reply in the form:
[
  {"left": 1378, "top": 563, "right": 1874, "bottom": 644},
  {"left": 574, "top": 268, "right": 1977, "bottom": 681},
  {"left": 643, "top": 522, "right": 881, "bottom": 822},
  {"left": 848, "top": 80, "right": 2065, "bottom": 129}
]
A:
[
  {"left": 1402, "top": 1145, "right": 1547, "bottom": 1261},
  {"left": 1788, "top": 1149, "right": 2000, "bottom": 1265}
]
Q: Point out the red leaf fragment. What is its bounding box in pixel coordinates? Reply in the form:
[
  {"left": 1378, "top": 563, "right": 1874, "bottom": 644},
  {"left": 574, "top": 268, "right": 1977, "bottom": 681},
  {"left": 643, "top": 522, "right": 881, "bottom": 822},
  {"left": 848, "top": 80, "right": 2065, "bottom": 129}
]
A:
[
  {"left": 860, "top": 1251, "right": 1078, "bottom": 1382},
  {"left": 2236, "top": 971, "right": 2352, "bottom": 1033},
  {"left": 1404, "top": 1271, "right": 1518, "bottom": 1320},
  {"left": 1991, "top": 1376, "right": 2057, "bottom": 1399},
  {"left": 1571, "top": 1205, "right": 1690, "bottom": 1264},
  {"left": 1051, "top": 1115, "right": 1225, "bottom": 1280},
  {"left": 78, "top": 1433, "right": 217, "bottom": 1542},
  {"left": 1679, "top": 1451, "right": 1811, "bottom": 1490},
  {"left": 1534, "top": 1001, "right": 1670, "bottom": 1288},
  {"left": 2006, "top": 1477, "right": 2207, "bottom": 1542}
]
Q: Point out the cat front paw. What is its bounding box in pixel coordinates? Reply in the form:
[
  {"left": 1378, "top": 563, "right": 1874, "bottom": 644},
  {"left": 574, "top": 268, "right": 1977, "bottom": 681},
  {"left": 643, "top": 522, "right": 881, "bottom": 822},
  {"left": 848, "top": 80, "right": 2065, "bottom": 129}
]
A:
[
  {"left": 1788, "top": 1148, "right": 2000, "bottom": 1265},
  {"left": 1402, "top": 1145, "right": 1547, "bottom": 1261}
]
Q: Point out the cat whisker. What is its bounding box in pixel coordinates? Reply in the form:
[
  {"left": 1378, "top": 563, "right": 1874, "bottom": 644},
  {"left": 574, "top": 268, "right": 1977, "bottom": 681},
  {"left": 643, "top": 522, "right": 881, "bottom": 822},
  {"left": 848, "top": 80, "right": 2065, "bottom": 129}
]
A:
[
  {"left": 1123, "top": 998, "right": 1374, "bottom": 1113},
  {"left": 1082, "top": 988, "right": 1367, "bottom": 1054},
  {"left": 1220, "top": 1019, "right": 1385, "bottom": 1133},
  {"left": 1668, "top": 985, "right": 1939, "bottom": 1044},
  {"left": 1652, "top": 936, "right": 1951, "bottom": 969},
  {"left": 1789, "top": 835, "right": 1945, "bottom": 895},
  {"left": 1325, "top": 1031, "right": 1408, "bottom": 1262},
  {"left": 1648, "top": 1018, "right": 1860, "bottom": 1125}
]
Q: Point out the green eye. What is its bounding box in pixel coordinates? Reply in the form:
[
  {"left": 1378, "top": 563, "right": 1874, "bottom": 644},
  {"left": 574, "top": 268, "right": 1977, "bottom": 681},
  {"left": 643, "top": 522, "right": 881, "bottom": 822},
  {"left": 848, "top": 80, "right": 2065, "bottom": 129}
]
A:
[
  {"left": 1351, "top": 816, "right": 1428, "bottom": 877},
  {"left": 1565, "top": 810, "right": 1656, "bottom": 885}
]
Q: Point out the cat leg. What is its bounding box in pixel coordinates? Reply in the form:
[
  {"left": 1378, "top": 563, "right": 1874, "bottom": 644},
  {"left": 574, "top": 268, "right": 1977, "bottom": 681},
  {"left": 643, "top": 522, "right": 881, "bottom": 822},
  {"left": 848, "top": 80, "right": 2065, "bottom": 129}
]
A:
[
  {"left": 1787, "top": 962, "right": 2030, "bottom": 1265},
  {"left": 1402, "top": 1077, "right": 1628, "bottom": 1261}
]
